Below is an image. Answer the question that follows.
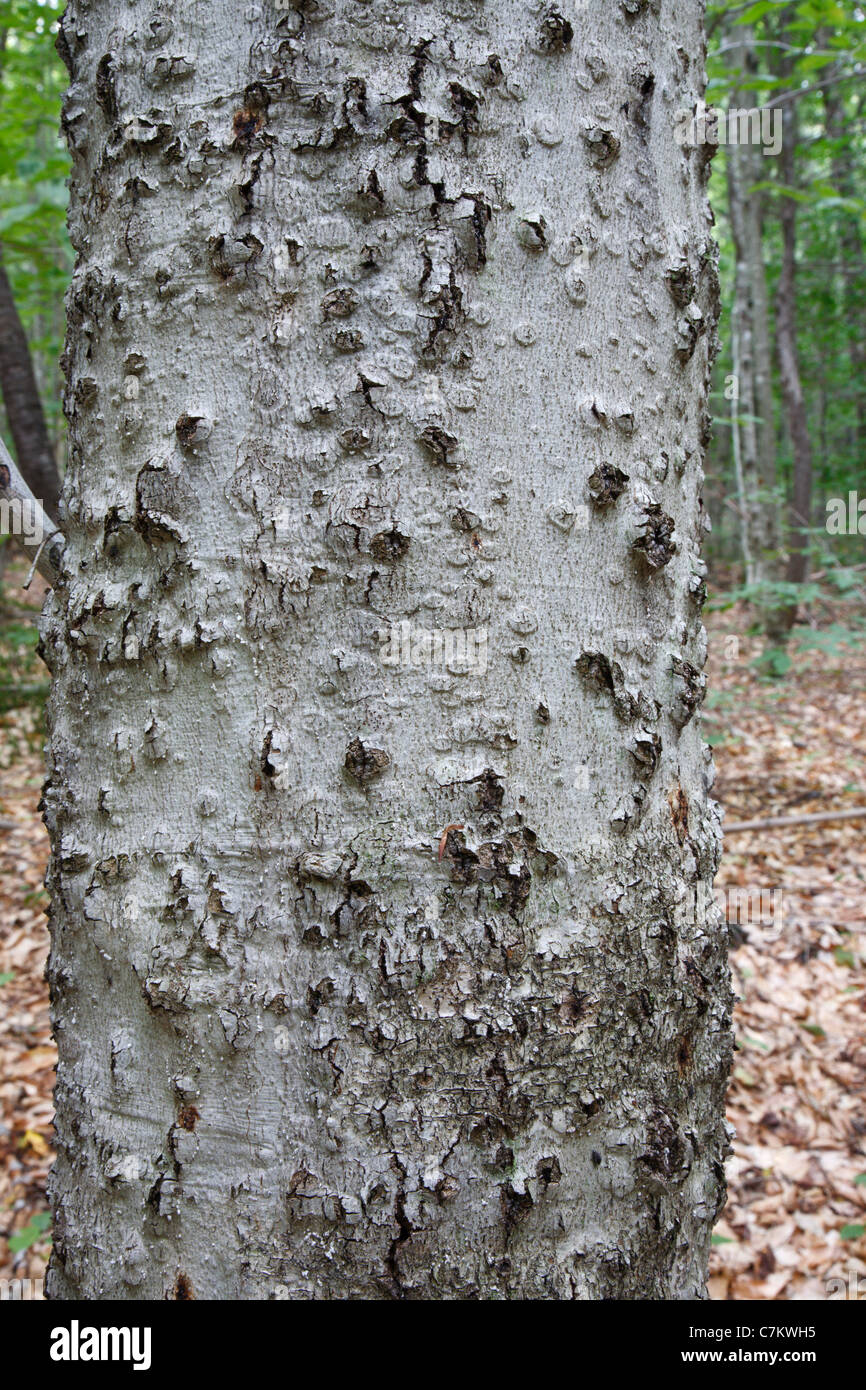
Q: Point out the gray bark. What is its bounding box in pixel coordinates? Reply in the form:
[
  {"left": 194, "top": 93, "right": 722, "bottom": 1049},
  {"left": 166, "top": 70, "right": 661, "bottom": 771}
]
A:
[
  {"left": 725, "top": 33, "right": 778, "bottom": 588},
  {"left": 776, "top": 93, "right": 812, "bottom": 611},
  {"left": 42, "top": 0, "right": 731, "bottom": 1300}
]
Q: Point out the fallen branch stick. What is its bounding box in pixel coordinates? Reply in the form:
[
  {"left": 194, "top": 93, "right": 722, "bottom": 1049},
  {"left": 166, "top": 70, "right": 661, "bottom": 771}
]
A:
[
  {"left": 724, "top": 807, "right": 866, "bottom": 833},
  {"left": 808, "top": 560, "right": 866, "bottom": 583}
]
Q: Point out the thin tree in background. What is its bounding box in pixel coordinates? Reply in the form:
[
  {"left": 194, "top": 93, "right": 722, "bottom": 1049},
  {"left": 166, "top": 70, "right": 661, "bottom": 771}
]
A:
[
  {"left": 775, "top": 75, "right": 814, "bottom": 623},
  {"left": 725, "top": 32, "right": 780, "bottom": 597},
  {"left": 823, "top": 84, "right": 866, "bottom": 463},
  {"left": 0, "top": 21, "right": 63, "bottom": 546},
  {"left": 0, "top": 246, "right": 62, "bottom": 519}
]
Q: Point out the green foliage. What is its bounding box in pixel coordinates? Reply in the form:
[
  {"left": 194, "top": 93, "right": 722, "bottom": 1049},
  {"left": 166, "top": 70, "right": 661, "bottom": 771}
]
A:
[
  {"left": 825, "top": 567, "right": 863, "bottom": 595},
  {"left": 833, "top": 946, "right": 857, "bottom": 968},
  {"left": 793, "top": 622, "right": 866, "bottom": 657},
  {"left": 752, "top": 644, "right": 792, "bottom": 679},
  {"left": 709, "top": 580, "right": 823, "bottom": 613},
  {"left": 7, "top": 1209, "right": 51, "bottom": 1252},
  {"left": 0, "top": 605, "right": 49, "bottom": 714},
  {"left": 0, "top": 0, "right": 70, "bottom": 450},
  {"left": 800, "top": 1022, "right": 826, "bottom": 1038},
  {"left": 706, "top": 0, "right": 866, "bottom": 591}
]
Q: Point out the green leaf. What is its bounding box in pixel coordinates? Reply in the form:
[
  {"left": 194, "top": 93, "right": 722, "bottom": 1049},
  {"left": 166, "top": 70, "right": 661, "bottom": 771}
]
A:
[
  {"left": 752, "top": 646, "right": 792, "bottom": 679},
  {"left": 5, "top": 1204, "right": 51, "bottom": 1252},
  {"left": 796, "top": 52, "right": 839, "bottom": 72},
  {"left": 735, "top": 1, "right": 784, "bottom": 23},
  {"left": 827, "top": 569, "right": 862, "bottom": 595},
  {"left": 747, "top": 181, "right": 813, "bottom": 204},
  {"left": 839, "top": 1224, "right": 865, "bottom": 1241},
  {"left": 0, "top": 971, "right": 14, "bottom": 987}
]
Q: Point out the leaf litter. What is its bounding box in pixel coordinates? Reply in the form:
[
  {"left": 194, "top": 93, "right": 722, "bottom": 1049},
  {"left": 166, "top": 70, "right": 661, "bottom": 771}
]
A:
[{"left": 0, "top": 575, "right": 864, "bottom": 1298}]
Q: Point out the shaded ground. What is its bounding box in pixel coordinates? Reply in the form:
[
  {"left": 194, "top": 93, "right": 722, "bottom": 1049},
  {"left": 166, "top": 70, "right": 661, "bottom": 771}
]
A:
[{"left": 0, "top": 554, "right": 864, "bottom": 1298}]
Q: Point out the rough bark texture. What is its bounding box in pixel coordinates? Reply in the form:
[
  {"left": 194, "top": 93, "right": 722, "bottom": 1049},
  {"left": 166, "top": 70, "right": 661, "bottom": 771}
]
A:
[
  {"left": 42, "top": 0, "right": 731, "bottom": 1300},
  {"left": 0, "top": 249, "right": 63, "bottom": 519}
]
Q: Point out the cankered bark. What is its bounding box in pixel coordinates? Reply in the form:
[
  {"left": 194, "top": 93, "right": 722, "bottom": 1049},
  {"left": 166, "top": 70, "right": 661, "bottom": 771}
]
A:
[{"left": 42, "top": 0, "right": 731, "bottom": 1300}]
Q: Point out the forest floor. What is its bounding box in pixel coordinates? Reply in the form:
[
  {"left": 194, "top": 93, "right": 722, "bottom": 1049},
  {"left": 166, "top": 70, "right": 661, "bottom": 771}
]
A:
[{"left": 1, "top": 556, "right": 864, "bottom": 1299}]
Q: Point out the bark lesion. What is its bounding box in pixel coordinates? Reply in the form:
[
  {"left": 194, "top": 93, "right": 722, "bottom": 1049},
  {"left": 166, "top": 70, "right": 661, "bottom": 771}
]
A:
[{"left": 344, "top": 737, "right": 391, "bottom": 785}]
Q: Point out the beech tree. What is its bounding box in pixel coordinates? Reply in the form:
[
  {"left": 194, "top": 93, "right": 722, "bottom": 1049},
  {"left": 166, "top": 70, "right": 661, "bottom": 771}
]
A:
[{"left": 41, "top": 0, "right": 731, "bottom": 1299}]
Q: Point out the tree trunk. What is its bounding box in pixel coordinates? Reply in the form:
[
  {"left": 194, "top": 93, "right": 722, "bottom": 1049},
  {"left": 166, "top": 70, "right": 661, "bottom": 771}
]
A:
[
  {"left": 729, "top": 313, "right": 754, "bottom": 580},
  {"left": 727, "top": 154, "right": 760, "bottom": 584},
  {"left": 724, "top": 33, "right": 780, "bottom": 614},
  {"left": 0, "top": 248, "right": 63, "bottom": 519},
  {"left": 42, "top": 0, "right": 731, "bottom": 1300},
  {"left": 776, "top": 96, "right": 813, "bottom": 612},
  {"left": 823, "top": 85, "right": 866, "bottom": 461}
]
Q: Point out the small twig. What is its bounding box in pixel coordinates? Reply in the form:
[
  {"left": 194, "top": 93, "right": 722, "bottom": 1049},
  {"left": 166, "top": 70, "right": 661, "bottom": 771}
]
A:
[
  {"left": 807, "top": 561, "right": 866, "bottom": 583},
  {"left": 23, "top": 533, "right": 49, "bottom": 590},
  {"left": 766, "top": 69, "right": 861, "bottom": 110},
  {"left": 725, "top": 808, "right": 866, "bottom": 834}
]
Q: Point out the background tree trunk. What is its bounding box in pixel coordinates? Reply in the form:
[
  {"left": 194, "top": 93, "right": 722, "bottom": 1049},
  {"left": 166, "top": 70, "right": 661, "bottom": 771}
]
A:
[
  {"left": 776, "top": 94, "right": 813, "bottom": 614},
  {"left": 42, "top": 0, "right": 731, "bottom": 1300},
  {"left": 823, "top": 84, "right": 866, "bottom": 461},
  {"left": 0, "top": 247, "right": 62, "bottom": 520},
  {"left": 729, "top": 310, "right": 755, "bottom": 581},
  {"left": 724, "top": 31, "right": 780, "bottom": 613}
]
